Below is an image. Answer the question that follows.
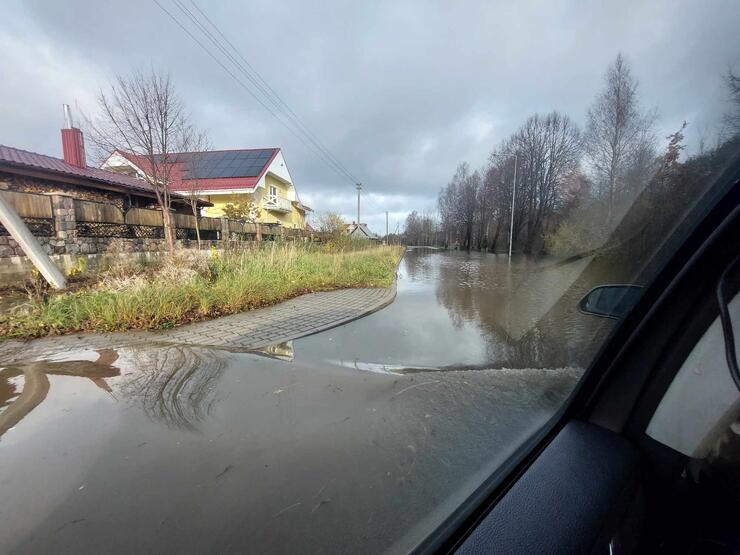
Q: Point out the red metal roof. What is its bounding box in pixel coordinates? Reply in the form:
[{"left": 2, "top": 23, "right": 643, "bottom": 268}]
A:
[
  {"left": 0, "top": 144, "right": 161, "bottom": 196},
  {"left": 115, "top": 148, "right": 280, "bottom": 192}
]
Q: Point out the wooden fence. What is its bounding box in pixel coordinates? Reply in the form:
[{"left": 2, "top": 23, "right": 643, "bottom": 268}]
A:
[
  {"left": 0, "top": 190, "right": 53, "bottom": 219},
  {"left": 0, "top": 190, "right": 56, "bottom": 237},
  {"left": 75, "top": 199, "right": 125, "bottom": 224},
  {"left": 1, "top": 192, "right": 320, "bottom": 241}
]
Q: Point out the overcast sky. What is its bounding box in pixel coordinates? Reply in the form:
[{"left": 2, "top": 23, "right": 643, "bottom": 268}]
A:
[{"left": 2, "top": 0, "right": 738, "bottom": 233}]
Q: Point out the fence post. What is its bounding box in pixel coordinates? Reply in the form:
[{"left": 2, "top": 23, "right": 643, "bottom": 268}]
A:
[
  {"left": 50, "top": 193, "right": 76, "bottom": 254},
  {"left": 220, "top": 217, "right": 229, "bottom": 244}
]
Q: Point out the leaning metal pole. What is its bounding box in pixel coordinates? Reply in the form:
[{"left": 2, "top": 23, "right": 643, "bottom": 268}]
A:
[{"left": 0, "top": 194, "right": 66, "bottom": 289}]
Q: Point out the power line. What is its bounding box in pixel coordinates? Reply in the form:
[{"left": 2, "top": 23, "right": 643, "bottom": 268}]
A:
[
  {"left": 172, "top": 0, "right": 360, "bottom": 186},
  {"left": 186, "top": 0, "right": 362, "bottom": 185},
  {"left": 151, "top": 0, "right": 360, "bottom": 187},
  {"left": 169, "top": 0, "right": 358, "bottom": 186},
  {"left": 154, "top": 0, "right": 391, "bottom": 227}
]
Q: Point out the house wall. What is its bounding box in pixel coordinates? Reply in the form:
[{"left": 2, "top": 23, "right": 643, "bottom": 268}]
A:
[
  {"left": 100, "top": 151, "right": 146, "bottom": 178},
  {"left": 202, "top": 193, "right": 245, "bottom": 218},
  {"left": 203, "top": 175, "right": 306, "bottom": 229},
  {"left": 262, "top": 175, "right": 305, "bottom": 229},
  {"left": 103, "top": 148, "right": 307, "bottom": 228}
]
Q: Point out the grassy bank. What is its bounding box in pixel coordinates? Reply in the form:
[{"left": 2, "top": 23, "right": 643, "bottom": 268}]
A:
[{"left": 0, "top": 242, "right": 403, "bottom": 338}]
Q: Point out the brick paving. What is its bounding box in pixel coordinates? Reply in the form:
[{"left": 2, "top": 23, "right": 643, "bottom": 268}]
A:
[
  {"left": 0, "top": 286, "right": 396, "bottom": 363},
  {"left": 156, "top": 286, "right": 395, "bottom": 349}
]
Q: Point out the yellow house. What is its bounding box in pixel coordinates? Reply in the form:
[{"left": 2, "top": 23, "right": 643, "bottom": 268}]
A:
[{"left": 101, "top": 147, "right": 311, "bottom": 229}]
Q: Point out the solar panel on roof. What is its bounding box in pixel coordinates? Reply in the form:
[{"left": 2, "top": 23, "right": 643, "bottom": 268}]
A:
[{"left": 179, "top": 149, "right": 276, "bottom": 179}]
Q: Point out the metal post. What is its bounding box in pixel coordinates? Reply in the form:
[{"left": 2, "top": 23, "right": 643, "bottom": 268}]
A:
[
  {"left": 356, "top": 183, "right": 362, "bottom": 224},
  {"left": 63, "top": 103, "right": 74, "bottom": 128},
  {"left": 0, "top": 194, "right": 66, "bottom": 289},
  {"left": 385, "top": 211, "right": 389, "bottom": 244},
  {"left": 508, "top": 154, "right": 518, "bottom": 259}
]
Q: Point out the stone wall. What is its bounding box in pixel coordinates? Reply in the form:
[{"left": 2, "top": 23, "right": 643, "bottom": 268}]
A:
[
  {"left": 2, "top": 250, "right": 172, "bottom": 287},
  {"left": 0, "top": 239, "right": 229, "bottom": 287},
  {"left": 0, "top": 235, "right": 223, "bottom": 258}
]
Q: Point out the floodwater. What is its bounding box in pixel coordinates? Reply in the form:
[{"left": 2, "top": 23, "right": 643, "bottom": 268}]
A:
[{"left": 0, "top": 249, "right": 615, "bottom": 554}]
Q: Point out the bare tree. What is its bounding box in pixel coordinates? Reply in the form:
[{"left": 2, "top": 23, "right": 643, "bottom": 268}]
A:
[
  {"left": 402, "top": 210, "right": 438, "bottom": 246},
  {"left": 88, "top": 70, "right": 203, "bottom": 252},
  {"left": 437, "top": 163, "right": 477, "bottom": 250},
  {"left": 476, "top": 166, "right": 495, "bottom": 251},
  {"left": 117, "top": 347, "right": 226, "bottom": 431},
  {"left": 420, "top": 209, "right": 438, "bottom": 246},
  {"left": 459, "top": 169, "right": 481, "bottom": 251},
  {"left": 724, "top": 69, "right": 740, "bottom": 133},
  {"left": 437, "top": 179, "right": 458, "bottom": 248},
  {"left": 486, "top": 112, "right": 581, "bottom": 253},
  {"left": 183, "top": 135, "right": 212, "bottom": 249},
  {"left": 585, "top": 54, "right": 655, "bottom": 219},
  {"left": 403, "top": 210, "right": 422, "bottom": 245},
  {"left": 482, "top": 158, "right": 518, "bottom": 253}
]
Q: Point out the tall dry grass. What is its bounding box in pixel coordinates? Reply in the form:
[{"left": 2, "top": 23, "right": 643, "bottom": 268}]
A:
[{"left": 0, "top": 242, "right": 402, "bottom": 337}]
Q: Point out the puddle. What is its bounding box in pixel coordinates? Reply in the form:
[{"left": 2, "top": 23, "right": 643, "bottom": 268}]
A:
[
  {"left": 0, "top": 250, "right": 618, "bottom": 553},
  {"left": 0, "top": 342, "right": 580, "bottom": 554}
]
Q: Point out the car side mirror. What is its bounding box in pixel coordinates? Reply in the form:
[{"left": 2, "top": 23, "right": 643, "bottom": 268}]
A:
[{"left": 578, "top": 285, "right": 643, "bottom": 320}]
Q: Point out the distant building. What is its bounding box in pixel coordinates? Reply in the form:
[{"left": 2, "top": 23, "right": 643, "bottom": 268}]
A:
[
  {"left": 344, "top": 222, "right": 379, "bottom": 240},
  {"left": 101, "top": 147, "right": 311, "bottom": 230}
]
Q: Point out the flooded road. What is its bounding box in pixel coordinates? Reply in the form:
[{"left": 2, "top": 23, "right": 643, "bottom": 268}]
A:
[
  {"left": 294, "top": 249, "right": 612, "bottom": 371},
  {"left": 0, "top": 250, "right": 614, "bottom": 554}
]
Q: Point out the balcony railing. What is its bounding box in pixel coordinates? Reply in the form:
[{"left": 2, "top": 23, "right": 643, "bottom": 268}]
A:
[{"left": 263, "top": 194, "right": 292, "bottom": 213}]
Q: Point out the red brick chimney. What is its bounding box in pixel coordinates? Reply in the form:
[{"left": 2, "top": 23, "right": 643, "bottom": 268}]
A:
[{"left": 61, "top": 104, "right": 86, "bottom": 168}]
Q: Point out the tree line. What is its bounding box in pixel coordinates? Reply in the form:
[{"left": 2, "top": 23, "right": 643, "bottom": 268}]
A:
[{"left": 404, "top": 54, "right": 740, "bottom": 258}]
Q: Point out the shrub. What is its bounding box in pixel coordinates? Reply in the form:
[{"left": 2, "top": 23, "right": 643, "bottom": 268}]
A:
[{"left": 544, "top": 197, "right": 632, "bottom": 258}]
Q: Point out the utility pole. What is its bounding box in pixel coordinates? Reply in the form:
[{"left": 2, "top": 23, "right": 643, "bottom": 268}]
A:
[
  {"left": 356, "top": 183, "right": 362, "bottom": 224},
  {"left": 385, "top": 211, "right": 389, "bottom": 245},
  {"left": 508, "top": 154, "right": 518, "bottom": 259}
]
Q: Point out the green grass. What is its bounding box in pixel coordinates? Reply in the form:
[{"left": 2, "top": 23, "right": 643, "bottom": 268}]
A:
[{"left": 0, "top": 242, "right": 403, "bottom": 338}]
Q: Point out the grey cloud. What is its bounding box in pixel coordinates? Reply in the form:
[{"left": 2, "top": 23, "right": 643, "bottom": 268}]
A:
[{"left": 2, "top": 0, "right": 739, "bottom": 232}]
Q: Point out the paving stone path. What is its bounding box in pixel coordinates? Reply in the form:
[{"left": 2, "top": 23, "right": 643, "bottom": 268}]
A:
[
  {"left": 158, "top": 286, "right": 395, "bottom": 350},
  {"left": 0, "top": 286, "right": 396, "bottom": 364}
]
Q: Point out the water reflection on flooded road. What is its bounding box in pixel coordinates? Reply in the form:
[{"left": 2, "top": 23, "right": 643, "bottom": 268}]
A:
[
  {"left": 0, "top": 250, "right": 614, "bottom": 554},
  {"left": 292, "top": 249, "right": 613, "bottom": 371}
]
